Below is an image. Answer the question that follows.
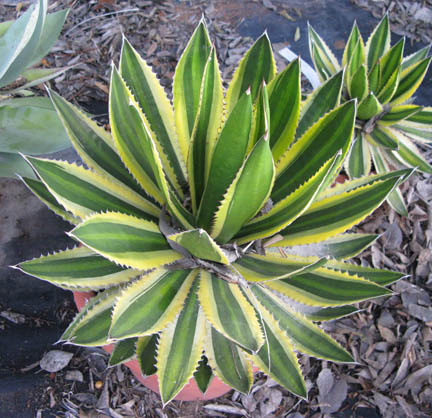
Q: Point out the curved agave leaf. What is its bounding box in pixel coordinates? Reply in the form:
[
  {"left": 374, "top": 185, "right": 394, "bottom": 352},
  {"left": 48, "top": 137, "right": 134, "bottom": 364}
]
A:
[
  {"left": 173, "top": 19, "right": 212, "bottom": 161},
  {"left": 365, "top": 14, "right": 390, "bottom": 70},
  {"left": 61, "top": 288, "right": 119, "bottom": 346},
  {"left": 156, "top": 280, "right": 206, "bottom": 405},
  {"left": 252, "top": 307, "right": 307, "bottom": 398},
  {"left": 188, "top": 48, "right": 224, "bottom": 212},
  {"left": 251, "top": 286, "right": 354, "bottom": 362},
  {"left": 120, "top": 38, "right": 186, "bottom": 186},
  {"left": 137, "top": 335, "right": 158, "bottom": 376},
  {"left": 226, "top": 33, "right": 276, "bottom": 112},
  {"left": 193, "top": 357, "right": 214, "bottom": 394},
  {"left": 197, "top": 91, "right": 252, "bottom": 231},
  {"left": 16, "top": 246, "right": 140, "bottom": 291},
  {"left": 69, "top": 212, "right": 182, "bottom": 270},
  {"left": 198, "top": 270, "right": 264, "bottom": 352},
  {"left": 342, "top": 21, "right": 363, "bottom": 68},
  {"left": 304, "top": 305, "right": 360, "bottom": 321},
  {"left": 212, "top": 136, "right": 275, "bottom": 244},
  {"left": 206, "top": 324, "right": 253, "bottom": 394},
  {"left": 110, "top": 269, "right": 197, "bottom": 339},
  {"left": 21, "top": 176, "right": 80, "bottom": 224},
  {"left": 25, "top": 156, "right": 159, "bottom": 221},
  {"left": 347, "top": 134, "right": 372, "bottom": 179},
  {"left": 108, "top": 338, "right": 137, "bottom": 366}
]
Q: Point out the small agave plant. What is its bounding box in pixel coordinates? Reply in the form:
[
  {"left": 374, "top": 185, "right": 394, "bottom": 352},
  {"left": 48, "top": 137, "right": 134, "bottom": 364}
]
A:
[
  {"left": 308, "top": 15, "right": 432, "bottom": 215},
  {"left": 17, "top": 21, "right": 409, "bottom": 404}
]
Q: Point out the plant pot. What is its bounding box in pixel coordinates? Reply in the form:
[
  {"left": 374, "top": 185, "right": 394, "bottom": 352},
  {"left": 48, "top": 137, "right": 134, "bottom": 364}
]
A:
[{"left": 72, "top": 291, "right": 233, "bottom": 401}]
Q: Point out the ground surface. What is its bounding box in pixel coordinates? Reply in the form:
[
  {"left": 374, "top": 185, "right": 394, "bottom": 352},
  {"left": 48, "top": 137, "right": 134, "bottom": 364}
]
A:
[{"left": 0, "top": 0, "right": 431, "bottom": 417}]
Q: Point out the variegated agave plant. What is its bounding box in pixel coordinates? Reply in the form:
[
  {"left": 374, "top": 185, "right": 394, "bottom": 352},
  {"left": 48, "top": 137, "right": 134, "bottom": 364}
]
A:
[
  {"left": 309, "top": 15, "right": 432, "bottom": 216},
  {"left": 17, "top": 21, "right": 409, "bottom": 405}
]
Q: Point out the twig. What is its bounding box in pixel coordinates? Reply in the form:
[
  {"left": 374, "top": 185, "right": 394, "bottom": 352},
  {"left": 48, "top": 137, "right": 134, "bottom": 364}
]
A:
[{"left": 64, "top": 8, "right": 140, "bottom": 36}]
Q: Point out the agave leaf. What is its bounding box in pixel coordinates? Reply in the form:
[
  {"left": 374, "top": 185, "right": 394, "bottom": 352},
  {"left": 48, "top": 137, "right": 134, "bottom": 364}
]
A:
[
  {"left": 21, "top": 177, "right": 80, "bottom": 224},
  {"left": 368, "top": 59, "right": 381, "bottom": 93},
  {"left": 391, "top": 129, "right": 432, "bottom": 174},
  {"left": 109, "top": 67, "right": 170, "bottom": 204},
  {"left": 347, "top": 134, "right": 371, "bottom": 179},
  {"left": 376, "top": 65, "right": 400, "bottom": 105},
  {"left": 296, "top": 70, "right": 343, "bottom": 139},
  {"left": 268, "top": 58, "right": 301, "bottom": 162},
  {"left": 168, "top": 229, "right": 230, "bottom": 264},
  {"left": 378, "top": 104, "right": 422, "bottom": 126},
  {"left": 0, "top": 151, "right": 35, "bottom": 178},
  {"left": 226, "top": 33, "right": 276, "bottom": 112},
  {"left": 324, "top": 259, "right": 405, "bottom": 286},
  {"left": 0, "top": 97, "right": 70, "bottom": 154},
  {"left": 305, "top": 306, "right": 360, "bottom": 321},
  {"left": 110, "top": 269, "right": 197, "bottom": 339},
  {"left": 236, "top": 154, "right": 339, "bottom": 243},
  {"left": 61, "top": 288, "right": 119, "bottom": 346},
  {"left": 249, "top": 81, "right": 270, "bottom": 149},
  {"left": 348, "top": 64, "right": 368, "bottom": 101},
  {"left": 49, "top": 89, "right": 148, "bottom": 199},
  {"left": 188, "top": 48, "right": 224, "bottom": 212},
  {"left": 394, "top": 107, "right": 432, "bottom": 142},
  {"left": 251, "top": 286, "right": 353, "bottom": 362},
  {"left": 157, "top": 280, "right": 206, "bottom": 405},
  {"left": 252, "top": 311, "right": 307, "bottom": 398},
  {"left": 401, "top": 45, "right": 430, "bottom": 71},
  {"left": 277, "top": 175, "right": 404, "bottom": 246},
  {"left": 366, "top": 125, "right": 399, "bottom": 150},
  {"left": 110, "top": 68, "right": 193, "bottom": 228},
  {"left": 198, "top": 270, "right": 264, "bottom": 352},
  {"left": 206, "top": 324, "right": 253, "bottom": 394},
  {"left": 173, "top": 20, "right": 212, "bottom": 161},
  {"left": 274, "top": 100, "right": 355, "bottom": 202},
  {"left": 69, "top": 212, "right": 182, "bottom": 270},
  {"left": 370, "top": 145, "right": 408, "bottom": 216},
  {"left": 193, "top": 356, "right": 214, "bottom": 394},
  {"left": 377, "top": 38, "right": 404, "bottom": 93},
  {"left": 365, "top": 14, "right": 390, "bottom": 70},
  {"left": 197, "top": 91, "right": 252, "bottom": 231},
  {"left": 390, "top": 57, "right": 431, "bottom": 105},
  {"left": 342, "top": 21, "right": 363, "bottom": 67},
  {"left": 345, "top": 39, "right": 365, "bottom": 89},
  {"left": 278, "top": 233, "right": 379, "bottom": 260},
  {"left": 0, "top": 0, "right": 46, "bottom": 88},
  {"left": 109, "top": 338, "right": 137, "bottom": 366},
  {"left": 265, "top": 266, "right": 391, "bottom": 306},
  {"left": 137, "top": 335, "right": 158, "bottom": 376},
  {"left": 212, "top": 136, "right": 275, "bottom": 244},
  {"left": 16, "top": 246, "right": 140, "bottom": 291},
  {"left": 29, "top": 7, "right": 69, "bottom": 66},
  {"left": 120, "top": 38, "right": 186, "bottom": 186},
  {"left": 234, "top": 253, "right": 327, "bottom": 282},
  {"left": 357, "top": 92, "right": 383, "bottom": 120},
  {"left": 308, "top": 24, "right": 340, "bottom": 81},
  {"left": 25, "top": 156, "right": 159, "bottom": 221}
]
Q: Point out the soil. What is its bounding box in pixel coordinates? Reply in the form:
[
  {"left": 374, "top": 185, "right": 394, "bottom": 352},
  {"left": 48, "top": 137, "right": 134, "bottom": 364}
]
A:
[{"left": 0, "top": 0, "right": 431, "bottom": 417}]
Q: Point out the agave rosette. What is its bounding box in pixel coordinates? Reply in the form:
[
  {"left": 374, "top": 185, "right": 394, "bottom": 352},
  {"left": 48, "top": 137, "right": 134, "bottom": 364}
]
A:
[
  {"left": 17, "top": 21, "right": 408, "bottom": 404},
  {"left": 309, "top": 15, "right": 432, "bottom": 215}
]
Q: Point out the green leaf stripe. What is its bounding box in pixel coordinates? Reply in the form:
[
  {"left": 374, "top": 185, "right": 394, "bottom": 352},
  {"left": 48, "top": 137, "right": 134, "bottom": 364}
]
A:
[
  {"left": 305, "top": 306, "right": 359, "bottom": 322},
  {"left": 366, "top": 15, "right": 390, "bottom": 70},
  {"left": 109, "top": 338, "right": 137, "bottom": 366}
]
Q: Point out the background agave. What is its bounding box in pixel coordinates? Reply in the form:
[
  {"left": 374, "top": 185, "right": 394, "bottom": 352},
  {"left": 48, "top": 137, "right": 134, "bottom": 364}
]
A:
[
  {"left": 309, "top": 15, "right": 432, "bottom": 216},
  {"left": 17, "top": 21, "right": 408, "bottom": 405},
  {"left": 0, "top": 0, "right": 70, "bottom": 178}
]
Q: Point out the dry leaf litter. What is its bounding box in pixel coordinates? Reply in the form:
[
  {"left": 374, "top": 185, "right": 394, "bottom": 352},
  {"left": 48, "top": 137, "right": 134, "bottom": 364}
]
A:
[{"left": 0, "top": 0, "right": 431, "bottom": 417}]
